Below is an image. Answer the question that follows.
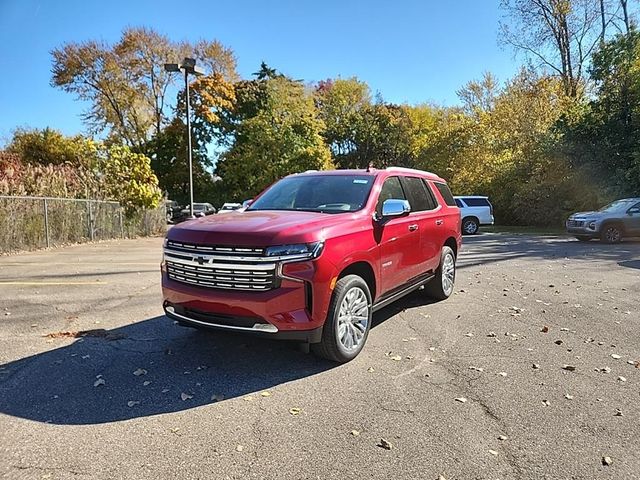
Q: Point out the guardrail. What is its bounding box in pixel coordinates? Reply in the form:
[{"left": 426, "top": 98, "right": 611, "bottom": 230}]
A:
[{"left": 0, "top": 195, "right": 166, "bottom": 253}]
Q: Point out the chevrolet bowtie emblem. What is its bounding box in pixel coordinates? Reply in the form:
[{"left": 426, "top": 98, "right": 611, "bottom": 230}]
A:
[{"left": 196, "top": 256, "right": 207, "bottom": 265}]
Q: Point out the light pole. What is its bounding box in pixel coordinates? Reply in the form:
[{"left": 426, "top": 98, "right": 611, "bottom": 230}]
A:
[{"left": 164, "top": 58, "right": 205, "bottom": 218}]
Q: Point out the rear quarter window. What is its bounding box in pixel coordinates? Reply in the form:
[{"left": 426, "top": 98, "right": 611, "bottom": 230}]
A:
[
  {"left": 434, "top": 182, "right": 457, "bottom": 207},
  {"left": 462, "top": 197, "right": 491, "bottom": 207}
]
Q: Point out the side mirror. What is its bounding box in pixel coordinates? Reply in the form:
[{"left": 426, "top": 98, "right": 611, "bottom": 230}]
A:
[
  {"left": 381, "top": 199, "right": 411, "bottom": 218},
  {"left": 242, "top": 199, "right": 253, "bottom": 208},
  {"left": 628, "top": 208, "right": 640, "bottom": 215}
]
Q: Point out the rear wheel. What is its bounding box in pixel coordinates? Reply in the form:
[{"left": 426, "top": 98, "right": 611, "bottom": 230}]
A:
[
  {"left": 462, "top": 217, "right": 479, "bottom": 235},
  {"left": 600, "top": 224, "right": 623, "bottom": 244},
  {"left": 424, "top": 246, "right": 456, "bottom": 301},
  {"left": 312, "top": 275, "right": 372, "bottom": 363}
]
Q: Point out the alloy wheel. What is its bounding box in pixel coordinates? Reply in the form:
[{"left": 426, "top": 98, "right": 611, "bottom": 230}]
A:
[
  {"left": 337, "top": 287, "right": 369, "bottom": 351},
  {"left": 441, "top": 252, "right": 455, "bottom": 296}
]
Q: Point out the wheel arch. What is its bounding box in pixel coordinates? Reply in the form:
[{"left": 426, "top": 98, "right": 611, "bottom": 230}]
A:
[
  {"left": 444, "top": 236, "right": 458, "bottom": 258},
  {"left": 337, "top": 261, "right": 376, "bottom": 301}
]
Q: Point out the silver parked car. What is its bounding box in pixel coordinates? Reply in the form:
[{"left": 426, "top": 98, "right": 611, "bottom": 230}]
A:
[{"left": 566, "top": 198, "right": 640, "bottom": 243}]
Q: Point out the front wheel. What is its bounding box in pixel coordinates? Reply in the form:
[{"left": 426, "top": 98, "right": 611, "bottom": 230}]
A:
[
  {"left": 600, "top": 224, "right": 623, "bottom": 244},
  {"left": 312, "top": 275, "right": 372, "bottom": 363},
  {"left": 424, "top": 246, "right": 456, "bottom": 301}
]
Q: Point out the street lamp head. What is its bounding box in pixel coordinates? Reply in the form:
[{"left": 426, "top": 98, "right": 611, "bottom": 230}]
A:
[
  {"left": 164, "top": 63, "right": 181, "bottom": 72},
  {"left": 182, "top": 57, "right": 197, "bottom": 69}
]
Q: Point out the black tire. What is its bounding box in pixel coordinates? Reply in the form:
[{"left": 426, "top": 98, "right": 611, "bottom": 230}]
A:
[
  {"left": 600, "top": 224, "right": 623, "bottom": 244},
  {"left": 424, "top": 246, "right": 456, "bottom": 301},
  {"left": 575, "top": 236, "right": 592, "bottom": 242},
  {"left": 462, "top": 217, "right": 480, "bottom": 235},
  {"left": 312, "top": 274, "right": 372, "bottom": 363}
]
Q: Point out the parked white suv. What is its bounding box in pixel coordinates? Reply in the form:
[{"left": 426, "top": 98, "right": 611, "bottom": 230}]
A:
[{"left": 454, "top": 196, "right": 494, "bottom": 234}]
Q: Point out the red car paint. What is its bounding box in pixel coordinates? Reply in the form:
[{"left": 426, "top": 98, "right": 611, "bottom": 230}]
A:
[{"left": 161, "top": 168, "right": 461, "bottom": 342}]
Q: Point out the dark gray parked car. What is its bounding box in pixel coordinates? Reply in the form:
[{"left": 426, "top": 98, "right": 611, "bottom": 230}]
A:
[{"left": 566, "top": 198, "right": 640, "bottom": 243}]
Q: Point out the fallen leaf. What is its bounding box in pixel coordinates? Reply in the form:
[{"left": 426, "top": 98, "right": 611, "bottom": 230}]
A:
[
  {"left": 289, "top": 407, "right": 302, "bottom": 416},
  {"left": 614, "top": 409, "right": 623, "bottom": 416},
  {"left": 143, "top": 381, "right": 151, "bottom": 386},
  {"left": 454, "top": 397, "right": 467, "bottom": 403},
  {"left": 93, "top": 378, "right": 105, "bottom": 387},
  {"left": 562, "top": 365, "right": 576, "bottom": 372},
  {"left": 489, "top": 449, "right": 499, "bottom": 456},
  {"left": 127, "top": 400, "right": 139, "bottom": 407},
  {"left": 555, "top": 340, "right": 564, "bottom": 345},
  {"left": 498, "top": 435, "right": 508, "bottom": 441},
  {"left": 260, "top": 391, "right": 271, "bottom": 397},
  {"left": 378, "top": 438, "right": 393, "bottom": 450},
  {"left": 236, "top": 445, "right": 244, "bottom": 452},
  {"left": 390, "top": 355, "right": 402, "bottom": 361},
  {"left": 602, "top": 456, "right": 612, "bottom": 466},
  {"left": 564, "top": 394, "right": 574, "bottom": 400},
  {"left": 367, "top": 367, "right": 375, "bottom": 373},
  {"left": 181, "top": 392, "right": 193, "bottom": 401},
  {"left": 497, "top": 371, "right": 507, "bottom": 377},
  {"left": 560, "top": 327, "right": 570, "bottom": 332},
  {"left": 541, "top": 326, "right": 549, "bottom": 333},
  {"left": 611, "top": 354, "right": 621, "bottom": 360},
  {"left": 469, "top": 366, "right": 484, "bottom": 372},
  {"left": 487, "top": 331, "right": 497, "bottom": 337},
  {"left": 133, "top": 368, "right": 147, "bottom": 376},
  {"left": 351, "top": 430, "right": 360, "bottom": 436},
  {"left": 617, "top": 376, "right": 627, "bottom": 382},
  {"left": 542, "top": 399, "right": 551, "bottom": 407},
  {"left": 464, "top": 332, "right": 474, "bottom": 337},
  {"left": 532, "top": 363, "right": 541, "bottom": 370}
]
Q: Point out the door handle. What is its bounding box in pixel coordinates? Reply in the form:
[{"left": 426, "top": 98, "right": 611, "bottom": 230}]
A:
[
  {"left": 408, "top": 224, "right": 419, "bottom": 231},
  {"left": 435, "top": 219, "right": 444, "bottom": 226}
]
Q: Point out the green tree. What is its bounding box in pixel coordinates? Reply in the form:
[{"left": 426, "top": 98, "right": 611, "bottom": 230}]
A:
[{"left": 215, "top": 75, "right": 333, "bottom": 200}]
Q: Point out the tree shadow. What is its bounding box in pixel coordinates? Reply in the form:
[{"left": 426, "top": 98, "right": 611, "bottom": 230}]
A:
[{"left": 0, "top": 292, "right": 434, "bottom": 426}]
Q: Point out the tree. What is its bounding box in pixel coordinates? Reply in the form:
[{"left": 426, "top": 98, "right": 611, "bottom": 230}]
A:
[
  {"left": 7, "top": 128, "right": 99, "bottom": 168},
  {"left": 51, "top": 27, "right": 237, "bottom": 151},
  {"left": 100, "top": 144, "right": 162, "bottom": 212},
  {"left": 215, "top": 76, "right": 333, "bottom": 200},
  {"left": 500, "top": 0, "right": 603, "bottom": 97}
]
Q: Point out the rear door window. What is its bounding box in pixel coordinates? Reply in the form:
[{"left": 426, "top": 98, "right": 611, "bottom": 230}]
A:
[
  {"left": 400, "top": 177, "right": 437, "bottom": 212},
  {"left": 455, "top": 198, "right": 464, "bottom": 208},
  {"left": 434, "top": 182, "right": 457, "bottom": 207}
]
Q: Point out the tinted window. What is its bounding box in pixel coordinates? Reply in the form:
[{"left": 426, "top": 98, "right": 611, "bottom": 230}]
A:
[
  {"left": 462, "top": 197, "right": 491, "bottom": 207},
  {"left": 249, "top": 174, "right": 374, "bottom": 214},
  {"left": 455, "top": 198, "right": 464, "bottom": 208},
  {"left": 400, "top": 177, "right": 437, "bottom": 212},
  {"left": 376, "top": 177, "right": 406, "bottom": 215},
  {"left": 434, "top": 182, "right": 456, "bottom": 207}
]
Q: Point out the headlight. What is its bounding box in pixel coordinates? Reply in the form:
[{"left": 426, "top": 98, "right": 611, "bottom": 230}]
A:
[{"left": 265, "top": 242, "right": 324, "bottom": 260}]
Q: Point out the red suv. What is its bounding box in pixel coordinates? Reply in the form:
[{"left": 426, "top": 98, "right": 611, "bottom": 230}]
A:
[{"left": 162, "top": 168, "right": 461, "bottom": 362}]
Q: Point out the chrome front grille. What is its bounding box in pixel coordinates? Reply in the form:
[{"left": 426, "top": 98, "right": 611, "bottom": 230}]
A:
[{"left": 164, "top": 241, "right": 277, "bottom": 291}]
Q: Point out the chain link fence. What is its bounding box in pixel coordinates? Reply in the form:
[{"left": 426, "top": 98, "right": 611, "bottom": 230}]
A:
[{"left": 0, "top": 195, "right": 166, "bottom": 254}]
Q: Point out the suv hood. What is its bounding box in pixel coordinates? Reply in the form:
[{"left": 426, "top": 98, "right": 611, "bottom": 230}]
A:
[
  {"left": 569, "top": 211, "right": 602, "bottom": 219},
  {"left": 168, "top": 209, "right": 362, "bottom": 246}
]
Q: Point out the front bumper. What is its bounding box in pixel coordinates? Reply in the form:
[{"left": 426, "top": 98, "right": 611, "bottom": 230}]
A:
[
  {"left": 566, "top": 220, "right": 598, "bottom": 236},
  {"left": 161, "top": 259, "right": 333, "bottom": 342}
]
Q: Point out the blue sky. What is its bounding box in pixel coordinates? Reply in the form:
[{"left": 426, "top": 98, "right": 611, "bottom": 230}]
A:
[{"left": 0, "top": 0, "right": 518, "bottom": 144}]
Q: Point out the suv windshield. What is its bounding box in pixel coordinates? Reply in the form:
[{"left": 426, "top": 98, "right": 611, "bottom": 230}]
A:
[
  {"left": 598, "top": 200, "right": 635, "bottom": 212},
  {"left": 248, "top": 174, "right": 374, "bottom": 214}
]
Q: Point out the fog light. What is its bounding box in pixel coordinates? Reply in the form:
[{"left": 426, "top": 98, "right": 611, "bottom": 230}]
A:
[{"left": 588, "top": 221, "right": 596, "bottom": 230}]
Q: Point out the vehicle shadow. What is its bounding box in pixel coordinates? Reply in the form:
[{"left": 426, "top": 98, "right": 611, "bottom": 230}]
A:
[
  {"left": 0, "top": 316, "right": 335, "bottom": 425},
  {"left": 0, "top": 295, "right": 425, "bottom": 426},
  {"left": 458, "top": 234, "right": 640, "bottom": 270}
]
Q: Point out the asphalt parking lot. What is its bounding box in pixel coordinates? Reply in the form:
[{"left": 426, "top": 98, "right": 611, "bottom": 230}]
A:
[{"left": 0, "top": 234, "right": 639, "bottom": 480}]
